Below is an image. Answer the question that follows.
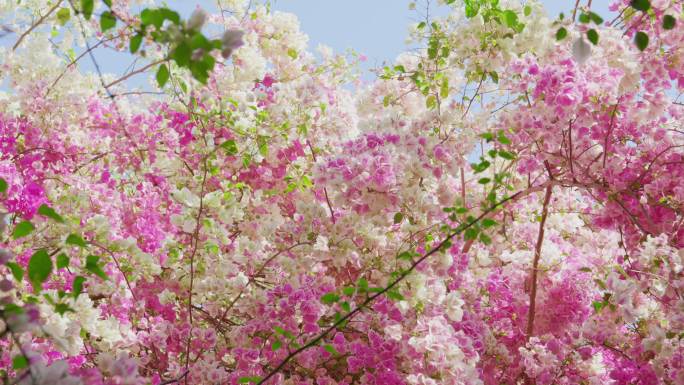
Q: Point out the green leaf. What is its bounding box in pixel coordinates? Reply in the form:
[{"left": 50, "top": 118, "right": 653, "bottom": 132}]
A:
[
  {"left": 140, "top": 8, "right": 163, "bottom": 28},
  {"left": 100, "top": 11, "right": 116, "bottom": 31},
  {"left": 12, "top": 221, "right": 35, "bottom": 239},
  {"left": 497, "top": 131, "right": 512, "bottom": 144},
  {"left": 340, "top": 301, "right": 351, "bottom": 312},
  {"left": 80, "top": 0, "right": 94, "bottom": 20},
  {"left": 12, "top": 355, "right": 28, "bottom": 370},
  {"left": 482, "top": 218, "right": 497, "bottom": 228},
  {"left": 524, "top": 5, "right": 532, "bottom": 16},
  {"left": 7, "top": 262, "right": 23, "bottom": 281},
  {"left": 478, "top": 177, "right": 491, "bottom": 184},
  {"left": 28, "top": 249, "right": 52, "bottom": 292},
  {"left": 103, "top": 0, "right": 112, "bottom": 6},
  {"left": 320, "top": 292, "right": 340, "bottom": 304},
  {"left": 323, "top": 344, "right": 338, "bottom": 355},
  {"left": 357, "top": 277, "right": 368, "bottom": 292},
  {"left": 221, "top": 139, "right": 238, "bottom": 155},
  {"left": 342, "top": 286, "right": 355, "bottom": 296},
  {"left": 440, "top": 78, "right": 449, "bottom": 97},
  {"left": 238, "top": 377, "right": 261, "bottom": 384},
  {"left": 426, "top": 94, "right": 437, "bottom": 109},
  {"left": 85, "top": 255, "right": 108, "bottom": 280},
  {"left": 464, "top": 227, "right": 479, "bottom": 241},
  {"left": 479, "top": 232, "right": 492, "bottom": 245},
  {"left": 555, "top": 27, "right": 568, "bottom": 41},
  {"left": 588, "top": 11, "right": 604, "bottom": 25},
  {"left": 393, "top": 212, "right": 403, "bottom": 224},
  {"left": 156, "top": 64, "right": 170, "bottom": 87},
  {"left": 271, "top": 340, "right": 282, "bottom": 351},
  {"left": 130, "top": 34, "right": 143, "bottom": 54},
  {"left": 663, "top": 15, "right": 676, "bottom": 30},
  {"left": 578, "top": 13, "right": 591, "bottom": 23},
  {"left": 489, "top": 71, "right": 499, "bottom": 84},
  {"left": 592, "top": 300, "right": 605, "bottom": 313},
  {"left": 56, "top": 8, "right": 70, "bottom": 25},
  {"left": 503, "top": 10, "right": 518, "bottom": 29},
  {"left": 56, "top": 253, "right": 69, "bottom": 269},
  {"left": 587, "top": 29, "right": 599, "bottom": 45},
  {"left": 66, "top": 234, "right": 87, "bottom": 248},
  {"left": 287, "top": 48, "right": 298, "bottom": 59},
  {"left": 498, "top": 150, "right": 515, "bottom": 160},
  {"left": 54, "top": 303, "right": 74, "bottom": 315},
  {"left": 386, "top": 291, "right": 404, "bottom": 301},
  {"left": 397, "top": 251, "right": 413, "bottom": 261},
  {"left": 630, "top": 0, "right": 650, "bottom": 12},
  {"left": 38, "top": 204, "right": 64, "bottom": 223},
  {"left": 159, "top": 8, "right": 181, "bottom": 25},
  {"left": 173, "top": 41, "right": 192, "bottom": 67},
  {"left": 464, "top": 0, "right": 479, "bottom": 18},
  {"left": 634, "top": 31, "right": 649, "bottom": 51}
]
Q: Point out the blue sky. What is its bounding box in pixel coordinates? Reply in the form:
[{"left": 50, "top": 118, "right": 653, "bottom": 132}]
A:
[{"left": 1, "top": 1, "right": 614, "bottom": 88}]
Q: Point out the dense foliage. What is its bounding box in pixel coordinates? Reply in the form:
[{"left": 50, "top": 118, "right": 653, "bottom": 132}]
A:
[{"left": 0, "top": 0, "right": 683, "bottom": 384}]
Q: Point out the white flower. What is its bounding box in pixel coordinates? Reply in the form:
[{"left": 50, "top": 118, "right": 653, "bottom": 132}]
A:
[{"left": 445, "top": 291, "right": 465, "bottom": 322}]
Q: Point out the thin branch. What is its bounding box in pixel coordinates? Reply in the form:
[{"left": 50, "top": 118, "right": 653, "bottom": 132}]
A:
[
  {"left": 12, "top": 0, "right": 63, "bottom": 51},
  {"left": 105, "top": 59, "right": 166, "bottom": 89},
  {"left": 256, "top": 184, "right": 551, "bottom": 385},
  {"left": 525, "top": 185, "right": 553, "bottom": 340}
]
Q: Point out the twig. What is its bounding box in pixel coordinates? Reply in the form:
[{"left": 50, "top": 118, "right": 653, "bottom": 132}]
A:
[
  {"left": 525, "top": 185, "right": 553, "bottom": 341},
  {"left": 12, "top": 0, "right": 63, "bottom": 51},
  {"left": 256, "top": 184, "right": 551, "bottom": 385},
  {"left": 105, "top": 59, "right": 166, "bottom": 89}
]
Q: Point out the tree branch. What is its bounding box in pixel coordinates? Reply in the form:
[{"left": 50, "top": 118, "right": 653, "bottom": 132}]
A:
[{"left": 12, "top": 0, "right": 63, "bottom": 51}]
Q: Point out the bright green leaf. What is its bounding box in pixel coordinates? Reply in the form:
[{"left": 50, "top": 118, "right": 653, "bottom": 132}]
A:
[
  {"left": 38, "top": 204, "right": 64, "bottom": 223},
  {"left": 272, "top": 340, "right": 282, "bottom": 351},
  {"left": 12, "top": 355, "right": 28, "bottom": 370},
  {"left": 56, "top": 253, "right": 69, "bottom": 269},
  {"left": 426, "top": 94, "right": 437, "bottom": 109},
  {"left": 100, "top": 11, "right": 116, "bottom": 31},
  {"left": 12, "top": 221, "right": 34, "bottom": 239},
  {"left": 320, "top": 292, "right": 340, "bottom": 304},
  {"left": 588, "top": 11, "right": 604, "bottom": 24},
  {"left": 80, "top": 0, "right": 94, "bottom": 19},
  {"left": 156, "top": 64, "right": 170, "bottom": 87},
  {"left": 503, "top": 10, "right": 518, "bottom": 28},
  {"left": 56, "top": 8, "right": 70, "bottom": 25},
  {"left": 28, "top": 249, "right": 52, "bottom": 292},
  {"left": 221, "top": 139, "right": 238, "bottom": 155},
  {"left": 323, "top": 344, "right": 338, "bottom": 355},
  {"left": 6, "top": 262, "right": 23, "bottom": 281},
  {"left": 85, "top": 255, "right": 107, "bottom": 280},
  {"left": 66, "top": 234, "right": 87, "bottom": 248},
  {"left": 130, "top": 34, "right": 143, "bottom": 54}
]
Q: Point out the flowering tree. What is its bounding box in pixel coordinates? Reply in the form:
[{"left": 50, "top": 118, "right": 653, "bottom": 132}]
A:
[{"left": 0, "top": 0, "right": 683, "bottom": 384}]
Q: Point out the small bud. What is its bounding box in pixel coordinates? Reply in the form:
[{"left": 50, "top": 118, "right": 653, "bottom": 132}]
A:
[
  {"left": 572, "top": 37, "right": 591, "bottom": 65},
  {"left": 187, "top": 8, "right": 207, "bottom": 31},
  {"left": 221, "top": 29, "right": 244, "bottom": 58}
]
